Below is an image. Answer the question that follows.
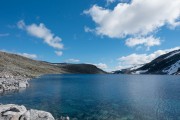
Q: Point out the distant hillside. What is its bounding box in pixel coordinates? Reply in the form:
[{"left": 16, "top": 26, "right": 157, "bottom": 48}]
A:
[
  {"left": 53, "top": 63, "right": 106, "bottom": 74},
  {"left": 0, "top": 51, "right": 106, "bottom": 78},
  {"left": 114, "top": 49, "right": 180, "bottom": 75}
]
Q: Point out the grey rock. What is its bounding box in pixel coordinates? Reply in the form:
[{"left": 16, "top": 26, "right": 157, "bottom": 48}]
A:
[
  {"left": 29, "top": 109, "right": 55, "bottom": 120},
  {"left": 0, "top": 77, "right": 29, "bottom": 93},
  {"left": 18, "top": 81, "right": 28, "bottom": 88},
  {"left": 9, "top": 114, "right": 20, "bottom": 120},
  {"left": 19, "top": 111, "right": 30, "bottom": 120},
  {"left": 0, "top": 104, "right": 57, "bottom": 120}
]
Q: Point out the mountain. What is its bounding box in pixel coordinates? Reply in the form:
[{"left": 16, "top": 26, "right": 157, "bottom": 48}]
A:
[
  {"left": 0, "top": 51, "right": 106, "bottom": 78},
  {"left": 53, "top": 63, "right": 106, "bottom": 74},
  {"left": 114, "top": 49, "right": 180, "bottom": 75},
  {"left": 113, "top": 65, "right": 143, "bottom": 74}
]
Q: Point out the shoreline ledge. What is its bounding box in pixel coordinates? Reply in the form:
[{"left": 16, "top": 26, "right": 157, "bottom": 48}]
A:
[
  {"left": 0, "top": 104, "right": 70, "bottom": 120},
  {"left": 0, "top": 72, "right": 30, "bottom": 93}
]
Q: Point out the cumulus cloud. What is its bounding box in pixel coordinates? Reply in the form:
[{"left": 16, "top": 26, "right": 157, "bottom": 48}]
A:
[
  {"left": 18, "top": 53, "right": 38, "bottom": 59},
  {"left": 84, "top": 0, "right": 180, "bottom": 38},
  {"left": 0, "top": 49, "right": 38, "bottom": 59},
  {"left": 66, "top": 59, "right": 80, "bottom": 63},
  {"left": 94, "top": 63, "right": 108, "bottom": 69},
  {"left": 117, "top": 47, "right": 180, "bottom": 69},
  {"left": 125, "top": 36, "right": 161, "bottom": 50},
  {"left": 55, "top": 51, "right": 63, "bottom": 56},
  {"left": 84, "top": 26, "right": 94, "bottom": 33},
  {"left": 17, "top": 20, "right": 64, "bottom": 56},
  {"left": 106, "top": 0, "right": 129, "bottom": 6},
  {"left": 106, "top": 0, "right": 116, "bottom": 6}
]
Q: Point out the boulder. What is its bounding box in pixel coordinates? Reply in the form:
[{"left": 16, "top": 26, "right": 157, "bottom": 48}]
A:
[
  {"left": 29, "top": 109, "right": 55, "bottom": 120},
  {"left": 19, "top": 111, "right": 30, "bottom": 120},
  {"left": 0, "top": 104, "right": 27, "bottom": 120},
  {"left": 0, "top": 77, "right": 29, "bottom": 93},
  {"left": 0, "top": 104, "right": 56, "bottom": 120},
  {"left": 18, "top": 81, "right": 28, "bottom": 88}
]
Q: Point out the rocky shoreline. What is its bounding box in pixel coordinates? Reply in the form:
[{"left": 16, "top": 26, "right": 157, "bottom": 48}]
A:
[
  {"left": 0, "top": 72, "right": 30, "bottom": 93},
  {"left": 0, "top": 104, "right": 70, "bottom": 120},
  {"left": 0, "top": 72, "right": 70, "bottom": 120}
]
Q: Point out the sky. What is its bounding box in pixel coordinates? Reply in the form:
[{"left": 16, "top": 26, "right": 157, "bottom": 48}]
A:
[{"left": 0, "top": 0, "right": 180, "bottom": 71}]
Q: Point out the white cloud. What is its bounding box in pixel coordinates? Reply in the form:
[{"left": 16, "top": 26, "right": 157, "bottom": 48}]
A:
[
  {"left": 66, "top": 59, "right": 80, "bottom": 63},
  {"left": 0, "top": 49, "right": 38, "bottom": 59},
  {"left": 106, "top": 0, "right": 116, "bottom": 6},
  {"left": 84, "top": 0, "right": 180, "bottom": 38},
  {"left": 55, "top": 51, "right": 63, "bottom": 56},
  {"left": 117, "top": 47, "right": 180, "bottom": 69},
  {"left": 106, "top": 0, "right": 129, "bottom": 6},
  {"left": 84, "top": 26, "right": 94, "bottom": 33},
  {"left": 17, "top": 20, "right": 25, "bottom": 29},
  {"left": 107, "top": 0, "right": 115, "bottom": 3},
  {"left": 0, "top": 33, "right": 9, "bottom": 37},
  {"left": 125, "top": 36, "right": 161, "bottom": 50},
  {"left": 94, "top": 63, "right": 108, "bottom": 69},
  {"left": 17, "top": 20, "right": 64, "bottom": 56},
  {"left": 18, "top": 53, "right": 38, "bottom": 59}
]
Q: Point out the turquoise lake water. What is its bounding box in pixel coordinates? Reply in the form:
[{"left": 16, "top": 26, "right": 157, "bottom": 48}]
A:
[{"left": 0, "top": 74, "right": 180, "bottom": 120}]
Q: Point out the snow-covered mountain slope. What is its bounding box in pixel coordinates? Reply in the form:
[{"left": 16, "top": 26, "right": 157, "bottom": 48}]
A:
[
  {"left": 162, "top": 60, "right": 180, "bottom": 75},
  {"left": 113, "top": 64, "right": 143, "bottom": 74},
  {"left": 114, "top": 49, "right": 180, "bottom": 75}
]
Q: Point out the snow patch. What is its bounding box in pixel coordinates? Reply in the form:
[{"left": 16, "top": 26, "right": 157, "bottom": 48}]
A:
[
  {"left": 132, "top": 70, "right": 148, "bottom": 74},
  {"left": 130, "top": 65, "right": 143, "bottom": 71},
  {"left": 163, "top": 60, "right": 180, "bottom": 75},
  {"left": 165, "top": 51, "right": 180, "bottom": 59}
]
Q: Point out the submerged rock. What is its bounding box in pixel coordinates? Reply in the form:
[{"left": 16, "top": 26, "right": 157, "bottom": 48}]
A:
[
  {"left": 0, "top": 104, "right": 27, "bottom": 120},
  {"left": 0, "top": 104, "right": 56, "bottom": 120},
  {"left": 59, "top": 116, "right": 70, "bottom": 120}
]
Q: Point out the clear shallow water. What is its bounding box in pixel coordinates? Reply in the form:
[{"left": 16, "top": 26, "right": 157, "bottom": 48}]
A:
[{"left": 1, "top": 74, "right": 180, "bottom": 120}]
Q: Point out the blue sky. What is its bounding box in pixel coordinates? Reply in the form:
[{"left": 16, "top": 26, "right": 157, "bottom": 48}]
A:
[{"left": 0, "top": 0, "right": 180, "bottom": 71}]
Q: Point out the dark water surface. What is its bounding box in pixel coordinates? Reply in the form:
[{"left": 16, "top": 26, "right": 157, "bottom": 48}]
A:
[{"left": 1, "top": 74, "right": 180, "bottom": 120}]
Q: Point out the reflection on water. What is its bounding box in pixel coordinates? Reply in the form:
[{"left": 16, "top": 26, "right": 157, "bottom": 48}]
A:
[
  {"left": 0, "top": 74, "right": 180, "bottom": 120},
  {"left": 0, "top": 88, "right": 26, "bottom": 96}
]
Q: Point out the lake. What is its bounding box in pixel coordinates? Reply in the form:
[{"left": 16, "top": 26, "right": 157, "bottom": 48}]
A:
[{"left": 0, "top": 74, "right": 180, "bottom": 120}]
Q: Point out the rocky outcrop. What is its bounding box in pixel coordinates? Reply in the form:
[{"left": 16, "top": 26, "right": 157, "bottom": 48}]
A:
[
  {"left": 0, "top": 71, "right": 29, "bottom": 93},
  {"left": 0, "top": 104, "right": 55, "bottom": 120},
  {"left": 0, "top": 104, "right": 70, "bottom": 120}
]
